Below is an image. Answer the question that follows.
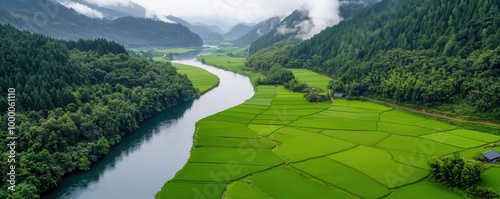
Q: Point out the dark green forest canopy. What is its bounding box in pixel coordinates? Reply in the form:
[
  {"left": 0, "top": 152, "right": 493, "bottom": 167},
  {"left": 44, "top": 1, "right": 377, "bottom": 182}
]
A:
[
  {"left": 248, "top": 0, "right": 500, "bottom": 119},
  {"left": 0, "top": 24, "right": 198, "bottom": 198}
]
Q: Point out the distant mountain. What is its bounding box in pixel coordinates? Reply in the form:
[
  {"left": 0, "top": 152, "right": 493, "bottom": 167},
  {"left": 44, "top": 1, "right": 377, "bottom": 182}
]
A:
[
  {"left": 0, "top": 0, "right": 202, "bottom": 48},
  {"left": 167, "top": 15, "right": 224, "bottom": 44},
  {"left": 194, "top": 22, "right": 224, "bottom": 34},
  {"left": 223, "top": 23, "right": 252, "bottom": 41},
  {"left": 249, "top": 10, "right": 309, "bottom": 54},
  {"left": 232, "top": 16, "right": 281, "bottom": 46},
  {"left": 68, "top": 0, "right": 147, "bottom": 19}
]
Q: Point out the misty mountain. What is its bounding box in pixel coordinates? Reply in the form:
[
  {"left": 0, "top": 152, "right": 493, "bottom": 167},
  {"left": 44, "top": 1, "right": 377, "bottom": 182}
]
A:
[
  {"left": 232, "top": 16, "right": 281, "bottom": 46},
  {"left": 167, "top": 15, "right": 224, "bottom": 44},
  {"left": 194, "top": 22, "right": 224, "bottom": 34},
  {"left": 223, "top": 23, "right": 252, "bottom": 41},
  {"left": 248, "top": 0, "right": 380, "bottom": 55},
  {"left": 0, "top": 0, "right": 202, "bottom": 48},
  {"left": 249, "top": 10, "right": 309, "bottom": 54},
  {"left": 68, "top": 0, "right": 147, "bottom": 19},
  {"left": 248, "top": 0, "right": 500, "bottom": 119}
]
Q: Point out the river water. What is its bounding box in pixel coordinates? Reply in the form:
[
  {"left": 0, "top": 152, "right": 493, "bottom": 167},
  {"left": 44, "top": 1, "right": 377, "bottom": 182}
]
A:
[{"left": 42, "top": 58, "right": 254, "bottom": 199}]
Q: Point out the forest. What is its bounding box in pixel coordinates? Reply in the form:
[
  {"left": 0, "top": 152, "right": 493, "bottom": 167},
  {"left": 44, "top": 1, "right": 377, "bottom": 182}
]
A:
[
  {"left": 247, "top": 0, "right": 500, "bottom": 120},
  {"left": 0, "top": 24, "right": 198, "bottom": 198}
]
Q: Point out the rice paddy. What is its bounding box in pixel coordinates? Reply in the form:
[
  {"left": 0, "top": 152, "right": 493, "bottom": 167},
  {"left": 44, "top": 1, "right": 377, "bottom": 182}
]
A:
[{"left": 157, "top": 68, "right": 500, "bottom": 199}]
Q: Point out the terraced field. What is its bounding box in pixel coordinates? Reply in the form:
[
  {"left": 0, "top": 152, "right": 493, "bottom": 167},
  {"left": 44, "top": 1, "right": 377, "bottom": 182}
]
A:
[{"left": 157, "top": 69, "right": 500, "bottom": 199}]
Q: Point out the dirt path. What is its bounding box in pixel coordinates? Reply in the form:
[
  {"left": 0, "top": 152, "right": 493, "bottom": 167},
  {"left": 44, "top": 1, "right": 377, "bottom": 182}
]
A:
[{"left": 362, "top": 97, "right": 500, "bottom": 127}]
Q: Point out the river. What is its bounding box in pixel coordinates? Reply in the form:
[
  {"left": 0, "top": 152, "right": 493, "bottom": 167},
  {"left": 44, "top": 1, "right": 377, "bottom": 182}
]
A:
[{"left": 42, "top": 58, "right": 255, "bottom": 199}]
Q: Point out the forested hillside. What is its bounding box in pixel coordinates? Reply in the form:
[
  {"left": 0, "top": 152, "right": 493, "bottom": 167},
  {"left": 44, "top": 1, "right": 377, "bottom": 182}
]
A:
[
  {"left": 0, "top": 0, "right": 203, "bottom": 48},
  {"left": 0, "top": 25, "right": 198, "bottom": 198},
  {"left": 248, "top": 0, "right": 500, "bottom": 120}
]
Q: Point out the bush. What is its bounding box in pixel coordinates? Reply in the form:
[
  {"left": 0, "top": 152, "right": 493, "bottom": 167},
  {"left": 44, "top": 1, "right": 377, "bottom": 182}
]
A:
[
  {"left": 466, "top": 186, "right": 500, "bottom": 199},
  {"left": 428, "top": 154, "right": 483, "bottom": 189}
]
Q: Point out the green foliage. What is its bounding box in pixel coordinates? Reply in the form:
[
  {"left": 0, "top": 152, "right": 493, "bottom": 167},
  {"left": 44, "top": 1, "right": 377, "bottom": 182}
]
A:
[
  {"left": 248, "top": 0, "right": 500, "bottom": 119},
  {"left": 466, "top": 186, "right": 500, "bottom": 199},
  {"left": 428, "top": 154, "right": 483, "bottom": 189},
  {"left": 0, "top": 25, "right": 197, "bottom": 198},
  {"left": 303, "top": 91, "right": 330, "bottom": 102},
  {"left": 258, "top": 65, "right": 295, "bottom": 85}
]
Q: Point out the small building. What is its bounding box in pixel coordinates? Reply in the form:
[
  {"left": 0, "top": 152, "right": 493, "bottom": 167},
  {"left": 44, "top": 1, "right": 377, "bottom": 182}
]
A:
[
  {"left": 482, "top": 150, "right": 500, "bottom": 163},
  {"left": 333, "top": 92, "right": 346, "bottom": 98}
]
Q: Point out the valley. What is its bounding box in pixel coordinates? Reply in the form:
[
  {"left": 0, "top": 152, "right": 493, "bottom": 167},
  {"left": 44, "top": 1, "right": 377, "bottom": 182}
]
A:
[{"left": 1, "top": 0, "right": 500, "bottom": 198}]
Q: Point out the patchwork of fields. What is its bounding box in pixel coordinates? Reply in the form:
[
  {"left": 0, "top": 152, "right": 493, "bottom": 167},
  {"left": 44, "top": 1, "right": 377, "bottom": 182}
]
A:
[{"left": 157, "top": 69, "right": 500, "bottom": 198}]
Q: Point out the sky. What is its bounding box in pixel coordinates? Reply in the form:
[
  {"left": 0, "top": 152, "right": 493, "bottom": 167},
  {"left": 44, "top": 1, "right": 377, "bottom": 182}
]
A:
[{"left": 79, "top": 0, "right": 343, "bottom": 32}]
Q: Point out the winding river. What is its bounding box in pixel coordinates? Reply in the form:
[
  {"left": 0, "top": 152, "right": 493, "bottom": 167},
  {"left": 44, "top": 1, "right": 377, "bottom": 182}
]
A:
[{"left": 42, "top": 57, "right": 255, "bottom": 199}]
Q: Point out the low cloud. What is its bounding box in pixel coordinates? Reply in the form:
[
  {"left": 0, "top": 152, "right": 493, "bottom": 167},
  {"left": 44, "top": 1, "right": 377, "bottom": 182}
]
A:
[{"left": 58, "top": 0, "right": 104, "bottom": 19}]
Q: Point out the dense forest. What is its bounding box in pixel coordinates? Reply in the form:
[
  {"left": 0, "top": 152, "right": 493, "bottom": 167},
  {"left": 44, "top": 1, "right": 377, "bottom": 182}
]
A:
[
  {"left": 248, "top": 0, "right": 500, "bottom": 120},
  {"left": 0, "top": 25, "right": 198, "bottom": 198},
  {"left": 0, "top": 0, "right": 203, "bottom": 48}
]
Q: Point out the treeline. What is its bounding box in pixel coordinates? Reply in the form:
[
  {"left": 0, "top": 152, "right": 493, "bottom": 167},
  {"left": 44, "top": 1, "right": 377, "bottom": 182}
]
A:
[
  {"left": 248, "top": 0, "right": 500, "bottom": 119},
  {"left": 0, "top": 25, "right": 197, "bottom": 198}
]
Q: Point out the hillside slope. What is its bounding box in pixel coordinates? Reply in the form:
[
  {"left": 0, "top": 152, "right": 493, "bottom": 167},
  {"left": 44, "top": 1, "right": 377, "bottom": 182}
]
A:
[
  {"left": 248, "top": 0, "right": 500, "bottom": 119},
  {"left": 0, "top": 0, "right": 202, "bottom": 47}
]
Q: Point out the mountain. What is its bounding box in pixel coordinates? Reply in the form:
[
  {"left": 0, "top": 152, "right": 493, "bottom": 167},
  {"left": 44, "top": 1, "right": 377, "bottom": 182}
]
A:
[
  {"left": 248, "top": 1, "right": 380, "bottom": 55},
  {"left": 248, "top": 0, "right": 500, "bottom": 119},
  {"left": 64, "top": 0, "right": 147, "bottom": 19},
  {"left": 248, "top": 10, "right": 309, "bottom": 54},
  {"left": 232, "top": 16, "right": 281, "bottom": 46},
  {"left": 223, "top": 23, "right": 252, "bottom": 41},
  {"left": 194, "top": 22, "right": 224, "bottom": 34},
  {"left": 167, "top": 15, "right": 224, "bottom": 44},
  {"left": 0, "top": 0, "right": 202, "bottom": 48}
]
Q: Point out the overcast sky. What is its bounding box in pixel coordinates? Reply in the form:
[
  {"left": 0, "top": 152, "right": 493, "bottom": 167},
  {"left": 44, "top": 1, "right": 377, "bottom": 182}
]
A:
[{"left": 82, "top": 0, "right": 341, "bottom": 31}]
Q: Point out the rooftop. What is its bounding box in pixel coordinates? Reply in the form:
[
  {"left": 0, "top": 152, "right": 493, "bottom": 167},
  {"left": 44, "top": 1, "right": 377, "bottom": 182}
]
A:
[{"left": 482, "top": 150, "right": 500, "bottom": 161}]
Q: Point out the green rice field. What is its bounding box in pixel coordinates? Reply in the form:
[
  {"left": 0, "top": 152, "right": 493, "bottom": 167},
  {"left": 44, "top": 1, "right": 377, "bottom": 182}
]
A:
[{"left": 157, "top": 69, "right": 500, "bottom": 199}]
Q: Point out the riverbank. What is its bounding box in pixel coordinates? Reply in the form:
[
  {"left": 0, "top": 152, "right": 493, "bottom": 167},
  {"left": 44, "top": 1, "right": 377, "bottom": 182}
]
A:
[{"left": 42, "top": 57, "right": 255, "bottom": 199}]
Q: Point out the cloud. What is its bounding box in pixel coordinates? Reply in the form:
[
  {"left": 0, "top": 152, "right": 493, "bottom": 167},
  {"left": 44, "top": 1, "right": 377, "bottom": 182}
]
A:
[
  {"left": 89, "top": 0, "right": 345, "bottom": 37},
  {"left": 297, "top": 0, "right": 342, "bottom": 39},
  {"left": 57, "top": 0, "right": 104, "bottom": 19},
  {"left": 83, "top": 0, "right": 132, "bottom": 7}
]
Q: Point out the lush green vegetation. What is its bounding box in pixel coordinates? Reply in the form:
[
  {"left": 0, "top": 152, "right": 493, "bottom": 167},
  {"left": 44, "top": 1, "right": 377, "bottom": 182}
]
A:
[
  {"left": 429, "top": 154, "right": 499, "bottom": 198},
  {"left": 247, "top": 0, "right": 500, "bottom": 120},
  {"left": 158, "top": 68, "right": 500, "bottom": 198},
  {"left": 0, "top": 25, "right": 199, "bottom": 199}
]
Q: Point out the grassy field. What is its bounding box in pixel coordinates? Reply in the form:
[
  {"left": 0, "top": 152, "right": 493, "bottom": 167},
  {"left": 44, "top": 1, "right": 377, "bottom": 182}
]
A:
[
  {"left": 170, "top": 62, "right": 219, "bottom": 93},
  {"left": 157, "top": 69, "right": 500, "bottom": 199},
  {"left": 287, "top": 68, "right": 332, "bottom": 90},
  {"left": 153, "top": 58, "right": 219, "bottom": 93},
  {"left": 198, "top": 47, "right": 265, "bottom": 85}
]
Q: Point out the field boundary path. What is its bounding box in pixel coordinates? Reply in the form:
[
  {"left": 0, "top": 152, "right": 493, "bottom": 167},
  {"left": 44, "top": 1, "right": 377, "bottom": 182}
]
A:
[{"left": 362, "top": 97, "right": 500, "bottom": 128}]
